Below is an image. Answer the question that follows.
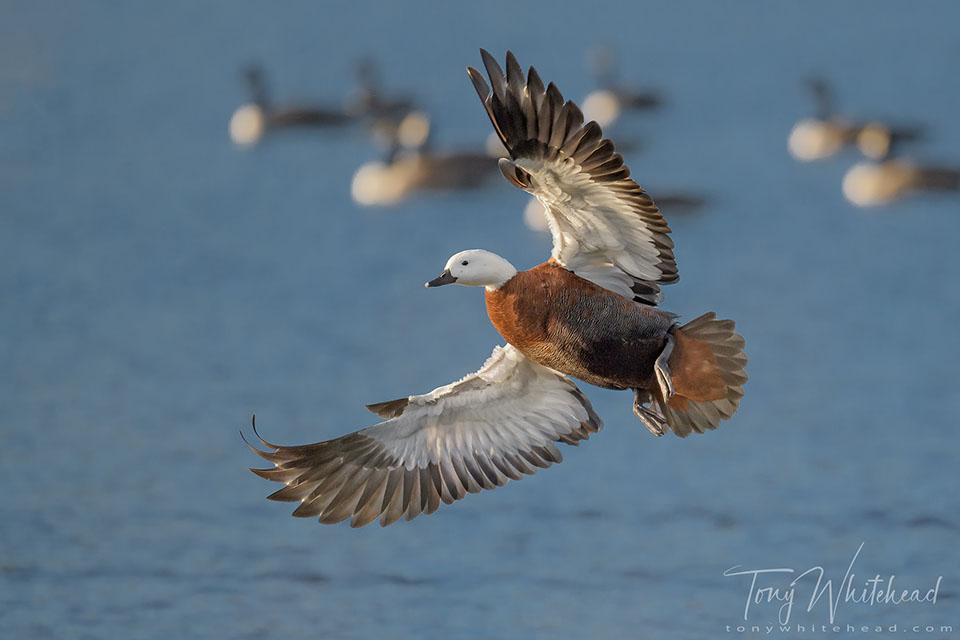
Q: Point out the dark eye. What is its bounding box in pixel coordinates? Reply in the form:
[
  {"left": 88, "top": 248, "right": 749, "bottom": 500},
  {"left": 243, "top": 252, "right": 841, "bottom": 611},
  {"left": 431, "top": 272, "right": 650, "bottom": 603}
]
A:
[{"left": 461, "top": 260, "right": 469, "bottom": 266}]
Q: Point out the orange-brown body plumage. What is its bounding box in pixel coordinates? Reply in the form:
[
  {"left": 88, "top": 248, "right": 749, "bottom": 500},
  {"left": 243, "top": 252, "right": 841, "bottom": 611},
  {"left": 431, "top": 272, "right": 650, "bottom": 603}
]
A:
[
  {"left": 483, "top": 262, "right": 665, "bottom": 391},
  {"left": 485, "top": 261, "right": 735, "bottom": 412}
]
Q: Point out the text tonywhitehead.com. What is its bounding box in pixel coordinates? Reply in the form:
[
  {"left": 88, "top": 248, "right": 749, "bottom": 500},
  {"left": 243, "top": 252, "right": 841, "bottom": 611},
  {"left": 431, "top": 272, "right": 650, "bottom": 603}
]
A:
[{"left": 724, "top": 624, "right": 953, "bottom": 635}]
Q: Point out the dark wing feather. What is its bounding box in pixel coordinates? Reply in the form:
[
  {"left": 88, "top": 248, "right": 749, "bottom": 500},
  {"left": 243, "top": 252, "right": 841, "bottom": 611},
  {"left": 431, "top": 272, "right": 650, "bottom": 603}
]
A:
[{"left": 469, "top": 49, "right": 678, "bottom": 305}]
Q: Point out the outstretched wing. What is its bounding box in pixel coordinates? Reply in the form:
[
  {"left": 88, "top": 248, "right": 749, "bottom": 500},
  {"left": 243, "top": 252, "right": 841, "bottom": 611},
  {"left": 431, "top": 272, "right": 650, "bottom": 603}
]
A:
[
  {"left": 469, "top": 49, "right": 677, "bottom": 305},
  {"left": 248, "top": 345, "right": 602, "bottom": 528}
]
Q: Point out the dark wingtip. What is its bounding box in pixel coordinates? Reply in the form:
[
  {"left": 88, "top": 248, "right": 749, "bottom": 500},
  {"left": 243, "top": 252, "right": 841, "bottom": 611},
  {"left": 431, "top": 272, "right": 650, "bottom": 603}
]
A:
[
  {"left": 467, "top": 66, "right": 490, "bottom": 100},
  {"left": 364, "top": 397, "right": 410, "bottom": 419},
  {"left": 241, "top": 424, "right": 275, "bottom": 463},
  {"left": 480, "top": 50, "right": 505, "bottom": 82},
  {"left": 527, "top": 66, "right": 544, "bottom": 93},
  {"left": 241, "top": 415, "right": 272, "bottom": 457},
  {"left": 249, "top": 466, "right": 278, "bottom": 480},
  {"left": 250, "top": 413, "right": 269, "bottom": 448}
]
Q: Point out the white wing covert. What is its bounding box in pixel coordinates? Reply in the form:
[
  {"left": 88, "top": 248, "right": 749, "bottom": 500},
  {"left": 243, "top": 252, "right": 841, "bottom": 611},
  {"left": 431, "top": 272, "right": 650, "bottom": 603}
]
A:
[
  {"left": 468, "top": 50, "right": 678, "bottom": 304},
  {"left": 248, "top": 345, "right": 602, "bottom": 528}
]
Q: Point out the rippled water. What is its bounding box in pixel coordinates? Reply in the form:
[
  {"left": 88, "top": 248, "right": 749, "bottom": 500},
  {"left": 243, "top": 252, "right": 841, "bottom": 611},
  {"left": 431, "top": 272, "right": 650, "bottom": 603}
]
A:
[{"left": 2, "top": 2, "right": 958, "bottom": 638}]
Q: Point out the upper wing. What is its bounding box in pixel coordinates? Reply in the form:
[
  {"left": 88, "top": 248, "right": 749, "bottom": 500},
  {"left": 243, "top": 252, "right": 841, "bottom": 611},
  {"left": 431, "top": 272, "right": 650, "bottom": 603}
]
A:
[
  {"left": 468, "top": 50, "right": 677, "bottom": 305},
  {"left": 248, "top": 345, "right": 602, "bottom": 528}
]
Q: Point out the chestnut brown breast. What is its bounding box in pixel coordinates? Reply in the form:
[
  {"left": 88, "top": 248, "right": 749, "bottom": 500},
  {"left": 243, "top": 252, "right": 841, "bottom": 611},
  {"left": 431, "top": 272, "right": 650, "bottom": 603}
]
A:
[{"left": 485, "top": 261, "right": 675, "bottom": 390}]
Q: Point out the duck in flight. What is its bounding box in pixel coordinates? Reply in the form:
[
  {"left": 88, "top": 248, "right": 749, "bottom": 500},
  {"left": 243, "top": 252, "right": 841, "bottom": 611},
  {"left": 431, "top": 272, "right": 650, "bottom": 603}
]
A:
[{"left": 248, "top": 51, "right": 747, "bottom": 528}]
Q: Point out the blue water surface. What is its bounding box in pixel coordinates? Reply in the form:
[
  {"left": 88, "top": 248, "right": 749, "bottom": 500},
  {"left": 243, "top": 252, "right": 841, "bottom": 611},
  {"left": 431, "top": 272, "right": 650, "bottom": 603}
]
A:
[{"left": 2, "top": 2, "right": 958, "bottom": 638}]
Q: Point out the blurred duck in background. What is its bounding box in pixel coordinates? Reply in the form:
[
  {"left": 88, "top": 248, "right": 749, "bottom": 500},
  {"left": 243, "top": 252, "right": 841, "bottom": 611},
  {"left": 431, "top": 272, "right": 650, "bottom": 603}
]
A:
[
  {"left": 230, "top": 60, "right": 420, "bottom": 147},
  {"left": 229, "top": 65, "right": 357, "bottom": 146},
  {"left": 346, "top": 58, "right": 424, "bottom": 144},
  {"left": 344, "top": 59, "right": 417, "bottom": 118},
  {"left": 787, "top": 77, "right": 923, "bottom": 161},
  {"left": 580, "top": 46, "right": 661, "bottom": 129},
  {"left": 843, "top": 158, "right": 960, "bottom": 207},
  {"left": 351, "top": 111, "right": 498, "bottom": 206}
]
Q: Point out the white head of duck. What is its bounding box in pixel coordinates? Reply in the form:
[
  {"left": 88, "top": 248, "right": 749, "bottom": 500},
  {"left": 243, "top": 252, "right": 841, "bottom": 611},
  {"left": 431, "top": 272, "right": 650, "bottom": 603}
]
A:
[{"left": 425, "top": 249, "right": 518, "bottom": 291}]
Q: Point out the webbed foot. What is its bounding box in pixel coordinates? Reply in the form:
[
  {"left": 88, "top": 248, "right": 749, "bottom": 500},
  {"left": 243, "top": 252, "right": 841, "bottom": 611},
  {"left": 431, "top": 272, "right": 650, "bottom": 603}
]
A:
[
  {"left": 654, "top": 331, "right": 676, "bottom": 401},
  {"left": 633, "top": 389, "right": 667, "bottom": 436}
]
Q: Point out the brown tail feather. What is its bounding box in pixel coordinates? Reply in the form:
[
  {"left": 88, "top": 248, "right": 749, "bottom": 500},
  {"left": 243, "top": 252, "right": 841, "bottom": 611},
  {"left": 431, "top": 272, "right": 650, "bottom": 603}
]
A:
[{"left": 660, "top": 312, "right": 747, "bottom": 437}]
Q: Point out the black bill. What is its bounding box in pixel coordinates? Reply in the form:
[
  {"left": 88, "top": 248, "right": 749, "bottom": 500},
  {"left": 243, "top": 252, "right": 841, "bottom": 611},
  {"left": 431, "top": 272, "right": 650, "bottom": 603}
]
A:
[{"left": 425, "top": 269, "right": 457, "bottom": 287}]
